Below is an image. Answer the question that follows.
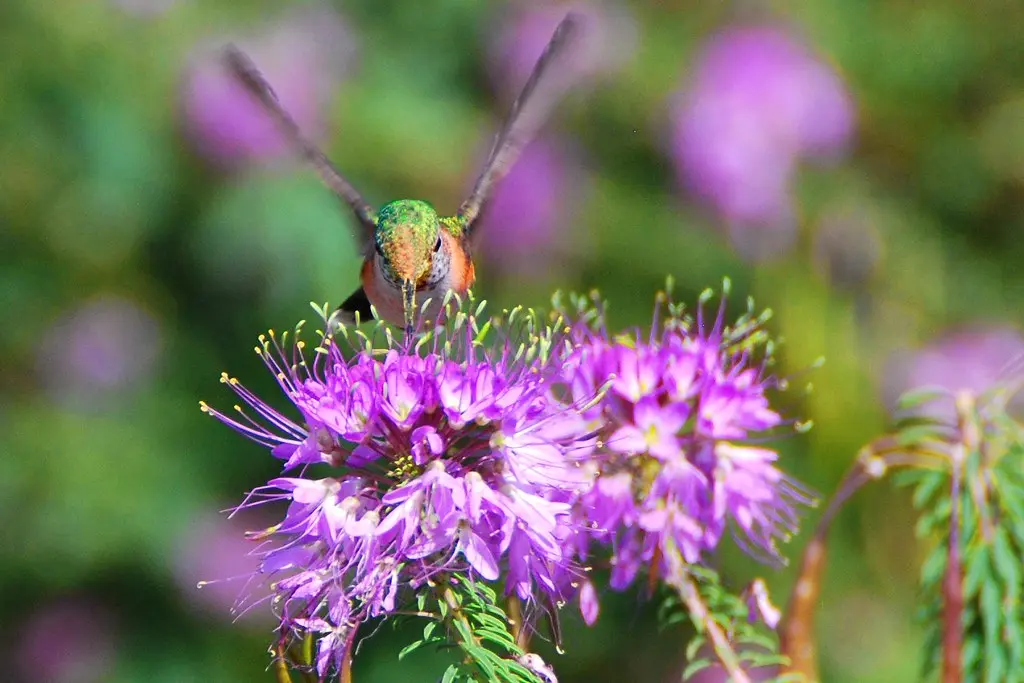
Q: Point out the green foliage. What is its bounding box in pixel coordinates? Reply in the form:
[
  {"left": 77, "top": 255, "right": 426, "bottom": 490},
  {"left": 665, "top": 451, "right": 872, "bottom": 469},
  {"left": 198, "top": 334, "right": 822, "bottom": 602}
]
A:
[
  {"left": 895, "top": 398, "right": 1024, "bottom": 683},
  {"left": 657, "top": 566, "right": 793, "bottom": 682},
  {"left": 397, "top": 576, "right": 544, "bottom": 683}
]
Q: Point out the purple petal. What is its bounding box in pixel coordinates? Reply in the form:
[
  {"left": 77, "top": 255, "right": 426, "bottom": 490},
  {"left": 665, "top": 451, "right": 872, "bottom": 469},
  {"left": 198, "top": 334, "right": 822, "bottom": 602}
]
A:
[
  {"left": 460, "top": 526, "right": 500, "bottom": 580},
  {"left": 579, "top": 579, "right": 600, "bottom": 626}
]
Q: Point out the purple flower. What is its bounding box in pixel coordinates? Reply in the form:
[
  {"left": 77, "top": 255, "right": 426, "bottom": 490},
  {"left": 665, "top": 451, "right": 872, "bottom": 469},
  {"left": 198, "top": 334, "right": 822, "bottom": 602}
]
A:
[
  {"left": 474, "top": 137, "right": 586, "bottom": 277},
  {"left": 174, "top": 511, "right": 272, "bottom": 624},
  {"left": 609, "top": 397, "right": 687, "bottom": 460},
  {"left": 560, "top": 290, "right": 814, "bottom": 614},
  {"left": 181, "top": 6, "right": 356, "bottom": 168},
  {"left": 697, "top": 368, "right": 782, "bottom": 439},
  {"left": 488, "top": 2, "right": 636, "bottom": 100},
  {"left": 16, "top": 597, "right": 117, "bottom": 683},
  {"left": 203, "top": 302, "right": 596, "bottom": 674},
  {"left": 742, "top": 578, "right": 781, "bottom": 629},
  {"left": 578, "top": 578, "right": 600, "bottom": 626},
  {"left": 671, "top": 24, "right": 854, "bottom": 259},
  {"left": 37, "top": 295, "right": 162, "bottom": 407},
  {"left": 884, "top": 325, "right": 1024, "bottom": 422}
]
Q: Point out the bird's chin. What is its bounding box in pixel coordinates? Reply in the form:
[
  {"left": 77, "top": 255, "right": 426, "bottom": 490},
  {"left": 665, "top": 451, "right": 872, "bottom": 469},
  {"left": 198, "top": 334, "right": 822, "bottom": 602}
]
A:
[{"left": 379, "top": 261, "right": 428, "bottom": 291}]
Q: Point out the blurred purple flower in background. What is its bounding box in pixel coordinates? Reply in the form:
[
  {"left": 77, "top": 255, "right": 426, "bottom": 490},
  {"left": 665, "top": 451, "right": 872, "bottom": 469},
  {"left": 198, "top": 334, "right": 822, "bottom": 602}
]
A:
[
  {"left": 489, "top": 1, "right": 636, "bottom": 98},
  {"left": 475, "top": 136, "right": 585, "bottom": 275},
  {"left": 16, "top": 597, "right": 117, "bottom": 683},
  {"left": 884, "top": 326, "right": 1024, "bottom": 422},
  {"left": 36, "top": 295, "right": 162, "bottom": 407},
  {"left": 173, "top": 512, "right": 271, "bottom": 624},
  {"left": 181, "top": 5, "right": 357, "bottom": 168},
  {"left": 672, "top": 25, "right": 855, "bottom": 260},
  {"left": 685, "top": 658, "right": 779, "bottom": 683}
]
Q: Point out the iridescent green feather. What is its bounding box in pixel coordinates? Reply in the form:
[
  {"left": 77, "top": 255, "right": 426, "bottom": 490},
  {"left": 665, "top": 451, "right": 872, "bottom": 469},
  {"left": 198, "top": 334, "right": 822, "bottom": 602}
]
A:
[
  {"left": 440, "top": 215, "right": 467, "bottom": 240},
  {"left": 374, "top": 199, "right": 440, "bottom": 249}
]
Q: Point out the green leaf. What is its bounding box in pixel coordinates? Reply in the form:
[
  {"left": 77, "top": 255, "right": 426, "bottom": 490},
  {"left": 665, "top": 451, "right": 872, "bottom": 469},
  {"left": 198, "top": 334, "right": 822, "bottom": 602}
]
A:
[
  {"left": 772, "top": 674, "right": 810, "bottom": 683},
  {"left": 963, "top": 635, "right": 982, "bottom": 675},
  {"left": 438, "top": 595, "right": 450, "bottom": 620},
  {"left": 1004, "top": 617, "right": 1024, "bottom": 670},
  {"left": 910, "top": 470, "right": 948, "bottom": 509},
  {"left": 660, "top": 611, "right": 688, "bottom": 630},
  {"left": 739, "top": 632, "right": 779, "bottom": 651},
  {"left": 473, "top": 581, "right": 498, "bottom": 602},
  {"left": 441, "top": 664, "right": 460, "bottom": 683},
  {"left": 453, "top": 616, "right": 476, "bottom": 644},
  {"left": 896, "top": 386, "right": 950, "bottom": 412},
  {"left": 920, "top": 545, "right": 947, "bottom": 588},
  {"left": 896, "top": 424, "right": 951, "bottom": 447},
  {"left": 983, "top": 644, "right": 1008, "bottom": 683},
  {"left": 963, "top": 546, "right": 990, "bottom": 600},
  {"left": 916, "top": 508, "right": 944, "bottom": 537},
  {"left": 980, "top": 579, "right": 1003, "bottom": 642},
  {"left": 681, "top": 657, "right": 713, "bottom": 681},
  {"left": 991, "top": 527, "right": 1021, "bottom": 589},
  {"left": 472, "top": 613, "right": 511, "bottom": 633},
  {"left": 505, "top": 661, "right": 543, "bottom": 683},
  {"left": 465, "top": 645, "right": 499, "bottom": 681},
  {"left": 398, "top": 640, "right": 426, "bottom": 661},
  {"left": 685, "top": 635, "right": 707, "bottom": 661}
]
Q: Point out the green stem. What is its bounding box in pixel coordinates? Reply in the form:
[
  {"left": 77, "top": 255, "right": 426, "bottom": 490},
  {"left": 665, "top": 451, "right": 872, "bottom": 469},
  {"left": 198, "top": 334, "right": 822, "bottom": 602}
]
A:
[
  {"left": 671, "top": 572, "right": 751, "bottom": 683},
  {"left": 303, "top": 630, "right": 314, "bottom": 671},
  {"left": 506, "top": 595, "right": 528, "bottom": 650},
  {"left": 442, "top": 582, "right": 482, "bottom": 653},
  {"left": 339, "top": 623, "right": 360, "bottom": 683},
  {"left": 272, "top": 641, "right": 296, "bottom": 683}
]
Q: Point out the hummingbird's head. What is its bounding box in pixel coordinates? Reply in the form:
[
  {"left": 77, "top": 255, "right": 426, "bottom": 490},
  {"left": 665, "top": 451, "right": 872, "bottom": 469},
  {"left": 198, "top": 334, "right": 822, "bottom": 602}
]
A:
[{"left": 374, "top": 199, "right": 443, "bottom": 334}]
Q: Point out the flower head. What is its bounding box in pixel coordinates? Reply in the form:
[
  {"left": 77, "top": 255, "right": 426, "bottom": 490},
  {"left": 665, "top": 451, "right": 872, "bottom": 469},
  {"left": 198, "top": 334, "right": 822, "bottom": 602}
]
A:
[
  {"left": 560, "top": 286, "right": 814, "bottom": 604},
  {"left": 671, "top": 24, "right": 854, "bottom": 259},
  {"left": 885, "top": 325, "right": 1024, "bottom": 423},
  {"left": 202, "top": 297, "right": 595, "bottom": 675}
]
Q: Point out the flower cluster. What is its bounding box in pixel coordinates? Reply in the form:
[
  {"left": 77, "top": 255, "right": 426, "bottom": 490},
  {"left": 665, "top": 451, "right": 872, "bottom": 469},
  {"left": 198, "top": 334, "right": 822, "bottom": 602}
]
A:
[
  {"left": 204, "top": 289, "right": 813, "bottom": 676},
  {"left": 560, "top": 290, "right": 814, "bottom": 611},
  {"left": 202, "top": 305, "right": 594, "bottom": 676}
]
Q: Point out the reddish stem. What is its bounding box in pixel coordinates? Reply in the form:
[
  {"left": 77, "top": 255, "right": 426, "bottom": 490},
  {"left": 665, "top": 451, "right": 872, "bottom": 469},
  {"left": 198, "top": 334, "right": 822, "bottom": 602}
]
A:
[{"left": 779, "top": 443, "right": 943, "bottom": 681}]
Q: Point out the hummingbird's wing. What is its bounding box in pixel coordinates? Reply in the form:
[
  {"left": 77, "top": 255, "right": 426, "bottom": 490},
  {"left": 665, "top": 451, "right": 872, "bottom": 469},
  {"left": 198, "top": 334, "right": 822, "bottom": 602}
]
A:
[
  {"left": 457, "top": 12, "right": 584, "bottom": 239},
  {"left": 223, "top": 46, "right": 377, "bottom": 243},
  {"left": 332, "top": 286, "right": 373, "bottom": 328}
]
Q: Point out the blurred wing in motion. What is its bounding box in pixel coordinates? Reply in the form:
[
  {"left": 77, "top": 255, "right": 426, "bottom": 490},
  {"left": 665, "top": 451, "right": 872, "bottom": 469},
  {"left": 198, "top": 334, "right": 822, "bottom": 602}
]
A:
[
  {"left": 222, "top": 45, "right": 378, "bottom": 241},
  {"left": 333, "top": 286, "right": 374, "bottom": 327},
  {"left": 457, "top": 12, "right": 584, "bottom": 238}
]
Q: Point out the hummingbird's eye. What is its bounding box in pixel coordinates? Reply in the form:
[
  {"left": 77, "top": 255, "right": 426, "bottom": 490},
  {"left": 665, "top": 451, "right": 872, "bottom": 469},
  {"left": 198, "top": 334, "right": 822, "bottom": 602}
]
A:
[{"left": 433, "top": 236, "right": 442, "bottom": 252}]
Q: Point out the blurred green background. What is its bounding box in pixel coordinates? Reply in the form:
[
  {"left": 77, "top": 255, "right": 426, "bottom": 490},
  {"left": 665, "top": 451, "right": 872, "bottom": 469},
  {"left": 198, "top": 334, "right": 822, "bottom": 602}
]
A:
[{"left": 3, "top": 0, "right": 1024, "bottom": 681}]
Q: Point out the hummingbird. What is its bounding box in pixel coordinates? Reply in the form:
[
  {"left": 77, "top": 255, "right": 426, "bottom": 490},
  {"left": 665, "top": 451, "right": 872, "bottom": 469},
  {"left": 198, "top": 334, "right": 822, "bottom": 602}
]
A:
[{"left": 223, "top": 13, "right": 583, "bottom": 337}]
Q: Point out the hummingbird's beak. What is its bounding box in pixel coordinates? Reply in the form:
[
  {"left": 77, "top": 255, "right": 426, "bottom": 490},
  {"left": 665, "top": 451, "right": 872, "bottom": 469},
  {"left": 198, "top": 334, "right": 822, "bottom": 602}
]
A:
[{"left": 402, "top": 278, "right": 416, "bottom": 338}]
